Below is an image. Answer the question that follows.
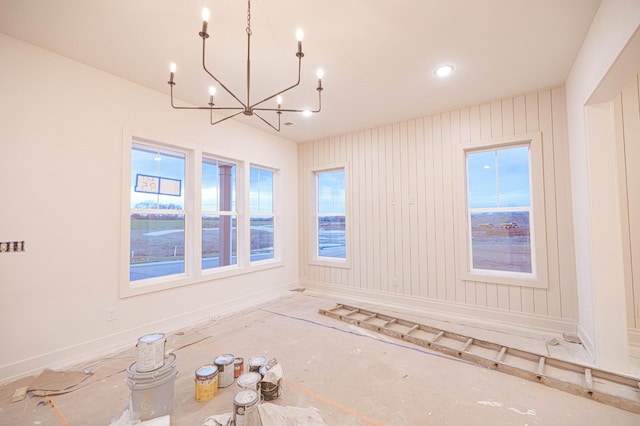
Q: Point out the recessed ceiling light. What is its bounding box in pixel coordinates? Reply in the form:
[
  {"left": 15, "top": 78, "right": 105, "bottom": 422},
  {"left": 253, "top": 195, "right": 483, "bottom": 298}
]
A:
[{"left": 434, "top": 64, "right": 455, "bottom": 78}]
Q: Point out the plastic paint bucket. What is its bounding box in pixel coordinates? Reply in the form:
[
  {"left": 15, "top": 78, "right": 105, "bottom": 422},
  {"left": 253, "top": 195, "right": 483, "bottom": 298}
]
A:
[
  {"left": 135, "top": 333, "right": 166, "bottom": 372},
  {"left": 233, "top": 389, "right": 260, "bottom": 426},
  {"left": 126, "top": 353, "right": 177, "bottom": 422},
  {"left": 237, "top": 372, "right": 262, "bottom": 393},
  {"left": 195, "top": 364, "right": 219, "bottom": 401},
  {"left": 247, "top": 356, "right": 267, "bottom": 373},
  {"left": 234, "top": 357, "right": 244, "bottom": 378},
  {"left": 214, "top": 354, "right": 235, "bottom": 388}
]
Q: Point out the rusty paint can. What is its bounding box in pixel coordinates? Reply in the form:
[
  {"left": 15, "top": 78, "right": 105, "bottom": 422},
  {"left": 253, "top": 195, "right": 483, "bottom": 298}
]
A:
[
  {"left": 234, "top": 357, "right": 244, "bottom": 378},
  {"left": 195, "top": 364, "right": 218, "bottom": 401}
]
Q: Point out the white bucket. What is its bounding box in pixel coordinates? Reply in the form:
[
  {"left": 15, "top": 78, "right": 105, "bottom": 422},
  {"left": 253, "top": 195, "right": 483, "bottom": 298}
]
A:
[
  {"left": 135, "top": 333, "right": 166, "bottom": 372},
  {"left": 126, "top": 353, "right": 177, "bottom": 422}
]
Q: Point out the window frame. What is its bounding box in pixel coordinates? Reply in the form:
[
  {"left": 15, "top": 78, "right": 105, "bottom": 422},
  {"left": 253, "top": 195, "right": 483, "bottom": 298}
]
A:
[
  {"left": 120, "top": 131, "right": 282, "bottom": 298},
  {"left": 201, "top": 154, "right": 240, "bottom": 273},
  {"left": 455, "top": 132, "right": 548, "bottom": 289},
  {"left": 308, "top": 164, "right": 350, "bottom": 268},
  {"left": 249, "top": 164, "right": 278, "bottom": 264}
]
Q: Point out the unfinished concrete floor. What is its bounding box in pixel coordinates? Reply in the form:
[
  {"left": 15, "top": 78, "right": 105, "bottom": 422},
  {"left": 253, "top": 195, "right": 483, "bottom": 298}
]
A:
[{"left": 1, "top": 291, "right": 639, "bottom": 425}]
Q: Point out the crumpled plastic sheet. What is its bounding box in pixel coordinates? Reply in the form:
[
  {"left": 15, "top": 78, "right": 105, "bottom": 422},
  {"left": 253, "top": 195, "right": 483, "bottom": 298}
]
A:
[
  {"left": 258, "top": 403, "right": 327, "bottom": 426},
  {"left": 202, "top": 413, "right": 233, "bottom": 426}
]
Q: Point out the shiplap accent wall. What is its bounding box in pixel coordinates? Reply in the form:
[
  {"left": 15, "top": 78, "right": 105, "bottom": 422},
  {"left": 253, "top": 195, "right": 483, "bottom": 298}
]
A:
[
  {"left": 617, "top": 73, "right": 640, "bottom": 339},
  {"left": 299, "top": 86, "right": 579, "bottom": 331}
]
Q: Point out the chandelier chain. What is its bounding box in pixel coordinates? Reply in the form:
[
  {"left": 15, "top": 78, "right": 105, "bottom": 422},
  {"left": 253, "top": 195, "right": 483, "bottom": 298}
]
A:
[{"left": 246, "top": 0, "right": 252, "bottom": 36}]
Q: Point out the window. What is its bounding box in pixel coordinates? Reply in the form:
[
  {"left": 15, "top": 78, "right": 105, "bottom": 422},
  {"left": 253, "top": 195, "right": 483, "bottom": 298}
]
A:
[
  {"left": 250, "top": 166, "right": 275, "bottom": 262},
  {"left": 315, "top": 168, "right": 346, "bottom": 260},
  {"left": 122, "top": 134, "right": 283, "bottom": 297},
  {"left": 202, "top": 157, "right": 237, "bottom": 270},
  {"left": 457, "top": 133, "right": 548, "bottom": 288},
  {"left": 130, "top": 143, "right": 186, "bottom": 282},
  {"left": 467, "top": 145, "right": 532, "bottom": 274}
]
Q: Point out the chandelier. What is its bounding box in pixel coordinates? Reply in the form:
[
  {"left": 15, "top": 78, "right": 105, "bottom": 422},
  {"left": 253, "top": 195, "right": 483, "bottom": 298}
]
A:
[{"left": 167, "top": 0, "right": 324, "bottom": 132}]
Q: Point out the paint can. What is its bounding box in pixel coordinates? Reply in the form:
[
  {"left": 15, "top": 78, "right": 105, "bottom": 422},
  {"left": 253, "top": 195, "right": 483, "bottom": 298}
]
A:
[
  {"left": 237, "top": 372, "right": 262, "bottom": 393},
  {"left": 194, "top": 364, "right": 219, "bottom": 401},
  {"left": 247, "top": 356, "right": 267, "bottom": 373},
  {"left": 233, "top": 389, "right": 260, "bottom": 426},
  {"left": 126, "top": 352, "right": 177, "bottom": 422},
  {"left": 260, "top": 379, "right": 282, "bottom": 401},
  {"left": 135, "top": 333, "right": 166, "bottom": 372},
  {"left": 214, "top": 354, "right": 235, "bottom": 388},
  {"left": 234, "top": 357, "right": 244, "bottom": 378}
]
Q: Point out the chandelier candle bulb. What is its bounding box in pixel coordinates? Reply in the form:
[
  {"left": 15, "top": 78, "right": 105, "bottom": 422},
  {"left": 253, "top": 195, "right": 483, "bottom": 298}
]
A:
[
  {"left": 169, "top": 63, "right": 176, "bottom": 84},
  {"left": 209, "top": 86, "right": 216, "bottom": 105},
  {"left": 296, "top": 28, "right": 304, "bottom": 57},
  {"left": 201, "top": 8, "right": 210, "bottom": 36}
]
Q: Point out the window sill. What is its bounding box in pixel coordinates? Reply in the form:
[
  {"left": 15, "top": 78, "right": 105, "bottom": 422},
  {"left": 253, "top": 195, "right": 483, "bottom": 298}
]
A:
[{"left": 120, "top": 260, "right": 284, "bottom": 298}]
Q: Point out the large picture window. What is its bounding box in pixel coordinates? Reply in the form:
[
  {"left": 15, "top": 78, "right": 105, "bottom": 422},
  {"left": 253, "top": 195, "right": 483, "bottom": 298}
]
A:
[
  {"left": 130, "top": 143, "right": 186, "bottom": 282},
  {"left": 457, "top": 133, "right": 548, "bottom": 288}
]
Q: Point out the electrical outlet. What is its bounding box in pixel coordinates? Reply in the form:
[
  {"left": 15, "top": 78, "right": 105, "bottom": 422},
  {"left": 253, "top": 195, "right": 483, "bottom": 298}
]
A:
[
  {"left": 637, "top": 305, "right": 640, "bottom": 319},
  {"left": 391, "top": 277, "right": 398, "bottom": 287},
  {"left": 106, "top": 307, "right": 117, "bottom": 322}
]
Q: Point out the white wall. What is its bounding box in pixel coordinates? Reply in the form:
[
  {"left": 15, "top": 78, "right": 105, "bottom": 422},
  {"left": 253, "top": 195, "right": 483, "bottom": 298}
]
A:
[
  {"left": 0, "top": 34, "right": 299, "bottom": 383},
  {"left": 299, "top": 87, "right": 579, "bottom": 334},
  {"left": 565, "top": 0, "right": 640, "bottom": 370}
]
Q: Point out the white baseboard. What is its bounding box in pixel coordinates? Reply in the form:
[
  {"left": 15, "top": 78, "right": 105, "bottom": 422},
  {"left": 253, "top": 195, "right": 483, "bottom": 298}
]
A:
[
  {"left": 0, "top": 283, "right": 295, "bottom": 385},
  {"left": 578, "top": 323, "right": 596, "bottom": 362},
  {"left": 302, "top": 280, "right": 579, "bottom": 336}
]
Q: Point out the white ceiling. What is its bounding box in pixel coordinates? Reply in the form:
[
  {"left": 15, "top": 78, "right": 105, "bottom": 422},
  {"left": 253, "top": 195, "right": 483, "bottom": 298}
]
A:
[{"left": 0, "top": 0, "right": 601, "bottom": 143}]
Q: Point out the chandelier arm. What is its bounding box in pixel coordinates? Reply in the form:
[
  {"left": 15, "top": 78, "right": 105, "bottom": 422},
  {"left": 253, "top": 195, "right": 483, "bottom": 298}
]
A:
[
  {"left": 201, "top": 36, "right": 247, "bottom": 108},
  {"left": 253, "top": 86, "right": 322, "bottom": 113},
  {"left": 211, "top": 111, "right": 244, "bottom": 126},
  {"left": 249, "top": 56, "right": 302, "bottom": 110},
  {"left": 253, "top": 111, "right": 281, "bottom": 132},
  {"left": 170, "top": 83, "right": 241, "bottom": 110}
]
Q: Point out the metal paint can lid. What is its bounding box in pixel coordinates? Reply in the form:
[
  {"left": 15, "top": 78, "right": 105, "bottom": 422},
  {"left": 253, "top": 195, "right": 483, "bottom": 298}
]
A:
[
  {"left": 234, "top": 389, "right": 259, "bottom": 406},
  {"left": 248, "top": 356, "right": 267, "bottom": 368},
  {"left": 214, "top": 354, "right": 235, "bottom": 366},
  {"left": 237, "top": 372, "right": 261, "bottom": 387},
  {"left": 138, "top": 333, "right": 165, "bottom": 344},
  {"left": 196, "top": 364, "right": 218, "bottom": 379}
]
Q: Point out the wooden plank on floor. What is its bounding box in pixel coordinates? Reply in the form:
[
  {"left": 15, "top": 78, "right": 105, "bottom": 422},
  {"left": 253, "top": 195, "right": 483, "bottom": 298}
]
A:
[{"left": 319, "top": 303, "right": 640, "bottom": 414}]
